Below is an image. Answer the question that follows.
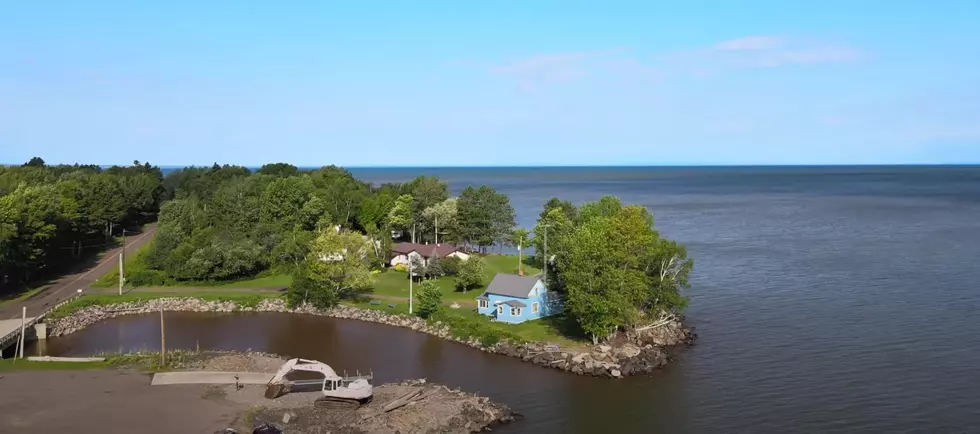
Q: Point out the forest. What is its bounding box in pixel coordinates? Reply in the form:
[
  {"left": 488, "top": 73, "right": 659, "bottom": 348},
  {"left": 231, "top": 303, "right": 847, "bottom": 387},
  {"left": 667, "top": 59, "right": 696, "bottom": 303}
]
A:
[
  {"left": 1, "top": 158, "right": 693, "bottom": 343},
  {"left": 0, "top": 157, "right": 164, "bottom": 287}
]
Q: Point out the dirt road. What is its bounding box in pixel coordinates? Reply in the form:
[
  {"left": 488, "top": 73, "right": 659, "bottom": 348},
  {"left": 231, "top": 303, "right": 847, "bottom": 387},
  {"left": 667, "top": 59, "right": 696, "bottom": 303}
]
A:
[{"left": 0, "top": 224, "right": 157, "bottom": 320}]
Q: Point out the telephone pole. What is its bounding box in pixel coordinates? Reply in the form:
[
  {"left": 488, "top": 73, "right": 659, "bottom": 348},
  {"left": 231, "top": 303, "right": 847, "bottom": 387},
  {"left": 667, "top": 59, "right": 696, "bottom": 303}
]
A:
[
  {"left": 540, "top": 224, "right": 551, "bottom": 285},
  {"left": 118, "top": 229, "right": 126, "bottom": 296},
  {"left": 434, "top": 215, "right": 438, "bottom": 245},
  {"left": 408, "top": 256, "right": 414, "bottom": 314}
]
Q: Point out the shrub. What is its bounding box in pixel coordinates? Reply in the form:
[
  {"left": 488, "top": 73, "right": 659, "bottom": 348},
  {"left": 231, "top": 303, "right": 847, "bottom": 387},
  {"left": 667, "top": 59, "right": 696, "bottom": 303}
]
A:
[
  {"left": 393, "top": 263, "right": 408, "bottom": 272},
  {"left": 127, "top": 269, "right": 169, "bottom": 287},
  {"left": 454, "top": 257, "right": 485, "bottom": 292},
  {"left": 415, "top": 280, "right": 442, "bottom": 319},
  {"left": 442, "top": 256, "right": 461, "bottom": 276}
]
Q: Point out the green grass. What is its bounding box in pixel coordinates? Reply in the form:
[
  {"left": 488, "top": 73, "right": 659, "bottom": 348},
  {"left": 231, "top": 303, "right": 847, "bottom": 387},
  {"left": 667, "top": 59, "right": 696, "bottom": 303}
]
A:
[
  {"left": 91, "top": 240, "right": 154, "bottom": 288},
  {"left": 212, "top": 273, "right": 292, "bottom": 289},
  {"left": 0, "top": 285, "right": 44, "bottom": 306},
  {"left": 0, "top": 359, "right": 109, "bottom": 371},
  {"left": 371, "top": 254, "right": 539, "bottom": 305}
]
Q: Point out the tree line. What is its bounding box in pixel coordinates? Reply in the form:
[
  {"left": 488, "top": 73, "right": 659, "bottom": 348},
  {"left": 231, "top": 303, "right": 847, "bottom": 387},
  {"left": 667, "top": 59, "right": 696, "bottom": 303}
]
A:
[
  {"left": 0, "top": 157, "right": 165, "bottom": 287},
  {"left": 140, "top": 163, "right": 518, "bottom": 286}
]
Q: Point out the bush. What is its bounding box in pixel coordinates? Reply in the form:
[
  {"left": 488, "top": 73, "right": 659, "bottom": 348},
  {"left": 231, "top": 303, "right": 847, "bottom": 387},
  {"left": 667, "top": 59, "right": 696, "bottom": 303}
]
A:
[
  {"left": 442, "top": 256, "right": 461, "bottom": 276},
  {"left": 415, "top": 280, "right": 442, "bottom": 319},
  {"left": 454, "top": 257, "right": 485, "bottom": 292},
  {"left": 127, "top": 269, "right": 169, "bottom": 287},
  {"left": 393, "top": 263, "right": 408, "bottom": 272}
]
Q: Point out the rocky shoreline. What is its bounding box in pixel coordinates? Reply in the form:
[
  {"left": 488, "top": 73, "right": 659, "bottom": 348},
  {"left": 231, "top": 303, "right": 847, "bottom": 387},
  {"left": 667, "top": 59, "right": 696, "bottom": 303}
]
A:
[{"left": 49, "top": 297, "right": 695, "bottom": 378}]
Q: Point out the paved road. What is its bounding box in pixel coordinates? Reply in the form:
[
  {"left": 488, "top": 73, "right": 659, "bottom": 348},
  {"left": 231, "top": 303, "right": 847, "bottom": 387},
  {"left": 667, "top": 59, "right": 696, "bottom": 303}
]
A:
[{"left": 0, "top": 223, "right": 157, "bottom": 320}]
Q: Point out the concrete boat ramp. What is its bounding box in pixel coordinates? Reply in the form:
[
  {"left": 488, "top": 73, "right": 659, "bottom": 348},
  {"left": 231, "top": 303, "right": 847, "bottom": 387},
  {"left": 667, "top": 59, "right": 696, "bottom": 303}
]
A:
[{"left": 151, "top": 371, "right": 275, "bottom": 386}]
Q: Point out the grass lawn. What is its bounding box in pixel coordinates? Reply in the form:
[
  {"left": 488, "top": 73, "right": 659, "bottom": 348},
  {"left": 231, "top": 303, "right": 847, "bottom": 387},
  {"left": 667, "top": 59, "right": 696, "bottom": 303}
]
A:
[
  {"left": 0, "top": 359, "right": 109, "bottom": 372},
  {"left": 0, "top": 286, "right": 44, "bottom": 307},
  {"left": 91, "top": 240, "right": 155, "bottom": 288},
  {"left": 371, "top": 254, "right": 539, "bottom": 305}
]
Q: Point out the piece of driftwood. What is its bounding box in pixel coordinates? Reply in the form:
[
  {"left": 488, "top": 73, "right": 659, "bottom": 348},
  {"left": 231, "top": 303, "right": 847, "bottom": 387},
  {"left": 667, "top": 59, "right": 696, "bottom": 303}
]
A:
[{"left": 381, "top": 389, "right": 423, "bottom": 413}]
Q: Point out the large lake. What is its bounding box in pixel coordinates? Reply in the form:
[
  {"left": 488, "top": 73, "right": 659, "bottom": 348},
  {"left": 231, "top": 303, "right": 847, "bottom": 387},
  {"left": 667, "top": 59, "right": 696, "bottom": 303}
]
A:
[{"left": 48, "top": 166, "right": 980, "bottom": 433}]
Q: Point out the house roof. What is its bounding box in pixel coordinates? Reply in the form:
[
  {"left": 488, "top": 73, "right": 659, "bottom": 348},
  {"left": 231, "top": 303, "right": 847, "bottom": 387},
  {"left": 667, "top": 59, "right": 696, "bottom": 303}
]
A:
[
  {"left": 391, "top": 242, "right": 459, "bottom": 258},
  {"left": 502, "top": 300, "right": 526, "bottom": 308},
  {"left": 482, "top": 273, "right": 542, "bottom": 298}
]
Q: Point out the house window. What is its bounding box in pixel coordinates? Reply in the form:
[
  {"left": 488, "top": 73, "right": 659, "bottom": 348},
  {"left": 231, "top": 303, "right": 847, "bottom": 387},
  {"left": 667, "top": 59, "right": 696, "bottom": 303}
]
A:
[
  {"left": 510, "top": 307, "right": 522, "bottom": 316},
  {"left": 496, "top": 305, "right": 503, "bottom": 315},
  {"left": 479, "top": 299, "right": 489, "bottom": 309},
  {"left": 532, "top": 302, "right": 539, "bottom": 313}
]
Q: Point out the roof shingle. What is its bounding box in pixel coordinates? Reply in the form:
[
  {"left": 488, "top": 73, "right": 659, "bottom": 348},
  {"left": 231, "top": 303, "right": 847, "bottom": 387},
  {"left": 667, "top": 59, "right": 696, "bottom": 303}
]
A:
[{"left": 482, "top": 273, "right": 541, "bottom": 298}]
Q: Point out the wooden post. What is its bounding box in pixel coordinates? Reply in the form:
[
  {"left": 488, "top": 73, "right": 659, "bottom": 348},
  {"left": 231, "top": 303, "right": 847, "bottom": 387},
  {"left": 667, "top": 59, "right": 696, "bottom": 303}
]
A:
[
  {"left": 18, "top": 307, "right": 26, "bottom": 358},
  {"left": 159, "top": 308, "right": 166, "bottom": 365}
]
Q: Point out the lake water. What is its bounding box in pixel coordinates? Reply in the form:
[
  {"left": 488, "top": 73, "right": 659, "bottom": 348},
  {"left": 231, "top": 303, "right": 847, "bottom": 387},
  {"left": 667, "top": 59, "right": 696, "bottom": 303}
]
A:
[{"left": 47, "top": 166, "right": 980, "bottom": 433}]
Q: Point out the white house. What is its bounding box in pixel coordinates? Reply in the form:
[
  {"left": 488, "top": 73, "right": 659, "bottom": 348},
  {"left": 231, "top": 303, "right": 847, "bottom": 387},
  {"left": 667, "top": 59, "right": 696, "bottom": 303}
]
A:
[{"left": 389, "top": 242, "right": 470, "bottom": 267}]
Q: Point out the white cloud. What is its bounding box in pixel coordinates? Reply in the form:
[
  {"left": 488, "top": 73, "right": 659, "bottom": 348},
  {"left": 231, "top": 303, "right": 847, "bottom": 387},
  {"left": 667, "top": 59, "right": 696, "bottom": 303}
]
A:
[{"left": 487, "top": 47, "right": 633, "bottom": 92}]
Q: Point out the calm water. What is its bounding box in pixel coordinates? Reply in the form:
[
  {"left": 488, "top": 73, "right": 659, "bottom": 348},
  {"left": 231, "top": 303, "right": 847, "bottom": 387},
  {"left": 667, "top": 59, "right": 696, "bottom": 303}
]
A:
[{"left": 47, "top": 166, "right": 980, "bottom": 433}]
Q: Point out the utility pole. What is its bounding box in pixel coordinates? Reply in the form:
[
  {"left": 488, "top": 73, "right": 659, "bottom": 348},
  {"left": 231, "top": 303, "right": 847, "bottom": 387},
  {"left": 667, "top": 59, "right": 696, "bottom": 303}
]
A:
[
  {"left": 540, "top": 224, "right": 551, "bottom": 284},
  {"left": 160, "top": 308, "right": 166, "bottom": 366},
  {"left": 518, "top": 239, "right": 523, "bottom": 276},
  {"left": 408, "top": 256, "right": 414, "bottom": 314},
  {"left": 18, "top": 307, "right": 26, "bottom": 358},
  {"left": 434, "top": 216, "right": 438, "bottom": 245},
  {"left": 118, "top": 229, "right": 126, "bottom": 296}
]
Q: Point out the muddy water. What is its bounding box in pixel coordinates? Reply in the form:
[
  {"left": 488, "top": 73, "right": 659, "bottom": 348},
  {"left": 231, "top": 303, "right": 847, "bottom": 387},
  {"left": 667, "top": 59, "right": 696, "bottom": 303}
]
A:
[{"left": 36, "top": 312, "right": 684, "bottom": 434}]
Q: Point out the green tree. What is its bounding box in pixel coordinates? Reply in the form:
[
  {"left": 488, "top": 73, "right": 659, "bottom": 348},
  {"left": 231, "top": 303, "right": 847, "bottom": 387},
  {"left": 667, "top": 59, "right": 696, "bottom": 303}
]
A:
[
  {"left": 304, "top": 228, "right": 374, "bottom": 306},
  {"left": 407, "top": 176, "right": 449, "bottom": 221},
  {"left": 540, "top": 197, "right": 577, "bottom": 222},
  {"left": 454, "top": 256, "right": 485, "bottom": 292},
  {"left": 257, "top": 163, "right": 299, "bottom": 178},
  {"left": 415, "top": 279, "right": 442, "bottom": 318},
  {"left": 421, "top": 198, "right": 459, "bottom": 244},
  {"left": 260, "top": 176, "right": 313, "bottom": 229},
  {"left": 387, "top": 194, "right": 415, "bottom": 240},
  {"left": 531, "top": 207, "right": 575, "bottom": 290},
  {"left": 457, "top": 185, "right": 516, "bottom": 252},
  {"left": 23, "top": 157, "right": 46, "bottom": 167},
  {"left": 310, "top": 166, "right": 369, "bottom": 228},
  {"left": 560, "top": 203, "right": 693, "bottom": 343}
]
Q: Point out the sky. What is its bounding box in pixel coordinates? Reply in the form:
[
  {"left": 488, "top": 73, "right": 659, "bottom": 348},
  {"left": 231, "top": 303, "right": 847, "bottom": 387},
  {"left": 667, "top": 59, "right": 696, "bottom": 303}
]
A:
[{"left": 1, "top": 1, "right": 978, "bottom": 167}]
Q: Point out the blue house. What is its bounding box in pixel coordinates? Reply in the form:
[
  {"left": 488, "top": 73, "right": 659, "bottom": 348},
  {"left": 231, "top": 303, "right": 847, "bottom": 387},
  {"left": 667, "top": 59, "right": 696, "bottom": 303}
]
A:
[{"left": 476, "top": 273, "right": 563, "bottom": 324}]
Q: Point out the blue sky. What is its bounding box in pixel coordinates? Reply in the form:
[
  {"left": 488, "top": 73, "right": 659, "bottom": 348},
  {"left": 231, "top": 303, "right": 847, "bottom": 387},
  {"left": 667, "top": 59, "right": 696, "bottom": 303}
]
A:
[{"left": 1, "top": 0, "right": 978, "bottom": 166}]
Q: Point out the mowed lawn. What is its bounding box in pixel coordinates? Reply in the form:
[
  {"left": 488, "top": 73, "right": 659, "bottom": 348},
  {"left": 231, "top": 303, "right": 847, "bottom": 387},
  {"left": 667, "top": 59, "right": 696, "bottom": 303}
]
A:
[{"left": 370, "top": 254, "right": 539, "bottom": 306}]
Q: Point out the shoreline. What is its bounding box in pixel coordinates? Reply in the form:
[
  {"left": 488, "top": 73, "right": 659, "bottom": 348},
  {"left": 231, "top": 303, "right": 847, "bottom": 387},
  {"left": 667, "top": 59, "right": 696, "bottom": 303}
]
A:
[{"left": 48, "top": 297, "right": 695, "bottom": 378}]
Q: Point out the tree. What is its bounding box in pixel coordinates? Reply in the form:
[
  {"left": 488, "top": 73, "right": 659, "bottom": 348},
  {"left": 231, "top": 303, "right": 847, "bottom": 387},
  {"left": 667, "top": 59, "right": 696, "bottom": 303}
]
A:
[
  {"left": 421, "top": 198, "right": 459, "bottom": 244},
  {"left": 23, "top": 157, "right": 46, "bottom": 167},
  {"left": 559, "top": 203, "right": 693, "bottom": 344},
  {"left": 388, "top": 194, "right": 415, "bottom": 240},
  {"left": 310, "top": 166, "right": 369, "bottom": 228},
  {"left": 260, "top": 176, "right": 314, "bottom": 229},
  {"left": 407, "top": 176, "right": 449, "bottom": 221},
  {"left": 425, "top": 254, "right": 444, "bottom": 279},
  {"left": 454, "top": 257, "right": 485, "bottom": 292},
  {"left": 457, "top": 185, "right": 516, "bottom": 252},
  {"left": 304, "top": 228, "right": 374, "bottom": 306},
  {"left": 540, "top": 197, "right": 577, "bottom": 222},
  {"left": 257, "top": 163, "right": 299, "bottom": 178},
  {"left": 531, "top": 207, "right": 575, "bottom": 290},
  {"left": 415, "top": 279, "right": 442, "bottom": 318}
]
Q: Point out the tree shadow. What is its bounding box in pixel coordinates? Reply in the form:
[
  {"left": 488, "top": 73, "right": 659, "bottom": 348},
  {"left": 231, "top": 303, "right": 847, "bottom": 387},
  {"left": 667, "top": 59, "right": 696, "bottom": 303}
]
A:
[
  {"left": 0, "top": 222, "right": 154, "bottom": 301},
  {"left": 541, "top": 312, "right": 588, "bottom": 341}
]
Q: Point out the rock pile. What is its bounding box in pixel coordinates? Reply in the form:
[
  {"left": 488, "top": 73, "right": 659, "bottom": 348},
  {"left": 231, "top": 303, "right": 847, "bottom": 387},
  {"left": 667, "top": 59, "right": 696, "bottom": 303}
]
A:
[{"left": 48, "top": 297, "right": 693, "bottom": 378}]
